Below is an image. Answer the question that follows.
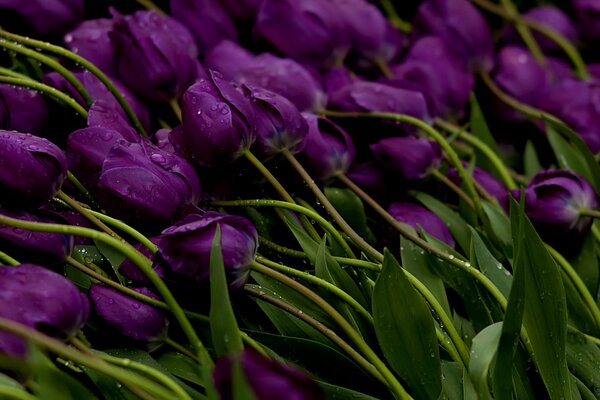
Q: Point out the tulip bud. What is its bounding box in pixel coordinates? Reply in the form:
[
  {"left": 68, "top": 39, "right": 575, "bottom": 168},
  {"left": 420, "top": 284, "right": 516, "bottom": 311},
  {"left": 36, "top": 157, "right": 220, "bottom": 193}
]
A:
[
  {"left": 0, "top": 84, "right": 49, "bottom": 135},
  {"left": 97, "top": 139, "right": 201, "bottom": 225},
  {"left": 176, "top": 70, "right": 255, "bottom": 166},
  {"left": 0, "top": 130, "right": 67, "bottom": 207},
  {"left": 158, "top": 211, "right": 258, "bottom": 288},
  {"left": 250, "top": 87, "right": 308, "bottom": 155},
  {"left": 89, "top": 284, "right": 168, "bottom": 342},
  {"left": 370, "top": 137, "right": 442, "bottom": 180},
  {"left": 204, "top": 41, "right": 255, "bottom": 80},
  {"left": 119, "top": 238, "right": 167, "bottom": 284},
  {"left": 213, "top": 349, "right": 324, "bottom": 400},
  {"left": 347, "top": 162, "right": 386, "bottom": 195},
  {"left": 300, "top": 114, "right": 355, "bottom": 181},
  {"left": 388, "top": 202, "right": 455, "bottom": 247},
  {"left": 0, "top": 0, "right": 84, "bottom": 36},
  {"left": 64, "top": 18, "right": 116, "bottom": 75},
  {"left": 0, "top": 264, "right": 89, "bottom": 356},
  {"left": 511, "top": 170, "right": 599, "bottom": 240},
  {"left": 110, "top": 10, "right": 199, "bottom": 102}
]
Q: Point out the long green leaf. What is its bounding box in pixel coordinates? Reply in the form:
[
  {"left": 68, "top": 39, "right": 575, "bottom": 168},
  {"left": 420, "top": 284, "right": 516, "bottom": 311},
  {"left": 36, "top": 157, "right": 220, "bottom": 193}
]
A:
[
  {"left": 325, "top": 187, "right": 376, "bottom": 244},
  {"left": 469, "top": 322, "right": 502, "bottom": 399},
  {"left": 470, "top": 228, "right": 512, "bottom": 298}
]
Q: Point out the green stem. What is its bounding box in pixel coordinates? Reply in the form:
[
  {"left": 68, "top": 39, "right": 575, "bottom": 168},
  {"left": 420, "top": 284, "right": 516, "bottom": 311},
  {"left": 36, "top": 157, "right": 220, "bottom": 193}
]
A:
[
  {"left": 0, "top": 66, "right": 33, "bottom": 79},
  {"left": 169, "top": 98, "right": 182, "bottom": 122},
  {"left": 239, "top": 332, "right": 269, "bottom": 358},
  {"left": 436, "top": 327, "right": 463, "bottom": 365},
  {"left": 0, "top": 250, "right": 19, "bottom": 266},
  {"left": 258, "top": 236, "right": 306, "bottom": 258},
  {"left": 66, "top": 171, "right": 99, "bottom": 209},
  {"left": 0, "top": 214, "right": 211, "bottom": 366},
  {"left": 334, "top": 257, "right": 382, "bottom": 272},
  {"left": 245, "top": 285, "right": 386, "bottom": 385},
  {"left": 0, "top": 387, "right": 36, "bottom": 400},
  {"left": 580, "top": 209, "right": 600, "bottom": 219},
  {"left": 431, "top": 169, "right": 476, "bottom": 209},
  {"left": 322, "top": 111, "right": 483, "bottom": 216},
  {"left": 0, "top": 30, "right": 147, "bottom": 136},
  {"left": 251, "top": 262, "right": 412, "bottom": 399},
  {"left": 0, "top": 39, "right": 93, "bottom": 105},
  {"left": 499, "top": 0, "right": 546, "bottom": 64},
  {"left": 0, "top": 317, "right": 177, "bottom": 400},
  {"left": 134, "top": 0, "right": 166, "bottom": 13},
  {"left": 256, "top": 256, "right": 374, "bottom": 324},
  {"left": 377, "top": 0, "right": 412, "bottom": 33},
  {"left": 164, "top": 337, "right": 199, "bottom": 362},
  {"left": 212, "top": 199, "right": 355, "bottom": 258},
  {"left": 434, "top": 118, "right": 518, "bottom": 189},
  {"left": 57, "top": 190, "right": 121, "bottom": 240},
  {"left": 0, "top": 76, "right": 88, "bottom": 118}
]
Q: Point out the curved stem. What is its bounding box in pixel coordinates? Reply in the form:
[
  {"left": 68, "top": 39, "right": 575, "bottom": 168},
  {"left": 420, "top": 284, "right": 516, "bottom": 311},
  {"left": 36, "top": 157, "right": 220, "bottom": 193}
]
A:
[
  {"left": 0, "top": 30, "right": 147, "bottom": 136},
  {"left": 256, "top": 256, "right": 374, "bottom": 324},
  {"left": 212, "top": 199, "right": 355, "bottom": 258},
  {"left": 0, "top": 250, "right": 19, "bottom": 266},
  {"left": 431, "top": 169, "right": 475, "bottom": 209},
  {"left": 499, "top": 0, "right": 545, "bottom": 64},
  {"left": 0, "top": 39, "right": 93, "bottom": 105},
  {"left": 251, "top": 261, "right": 412, "bottom": 399},
  {"left": 334, "top": 257, "right": 382, "bottom": 272},
  {"left": 434, "top": 118, "right": 518, "bottom": 189},
  {"left": 0, "top": 66, "right": 33, "bottom": 79},
  {"left": 66, "top": 171, "right": 99, "bottom": 209},
  {"left": 377, "top": 0, "right": 412, "bottom": 33},
  {"left": 0, "top": 387, "right": 37, "bottom": 400},
  {"left": 0, "top": 76, "right": 88, "bottom": 118},
  {"left": 580, "top": 209, "right": 600, "bottom": 219},
  {"left": 57, "top": 190, "right": 121, "bottom": 240},
  {"left": 134, "top": 0, "right": 166, "bottom": 13},
  {"left": 258, "top": 236, "right": 306, "bottom": 258},
  {"left": 436, "top": 327, "right": 462, "bottom": 365},
  {"left": 0, "top": 214, "right": 211, "bottom": 366}
]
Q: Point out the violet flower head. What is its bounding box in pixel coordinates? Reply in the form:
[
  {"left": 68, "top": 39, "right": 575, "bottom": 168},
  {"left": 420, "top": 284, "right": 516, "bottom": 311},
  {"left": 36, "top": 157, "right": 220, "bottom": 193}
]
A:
[
  {"left": 213, "top": 349, "right": 324, "bottom": 400},
  {"left": 110, "top": 10, "right": 198, "bottom": 102},
  {"left": 413, "top": 0, "right": 494, "bottom": 71},
  {"left": 176, "top": 70, "right": 255, "bottom": 166},
  {"left": 64, "top": 19, "right": 116, "bottom": 75},
  {"left": 250, "top": 87, "right": 308, "bottom": 155},
  {"left": 255, "top": 0, "right": 350, "bottom": 68},
  {"left": 220, "top": 0, "right": 259, "bottom": 20},
  {"left": 511, "top": 169, "right": 599, "bottom": 240},
  {"left": 0, "top": 209, "right": 74, "bottom": 263},
  {"left": 346, "top": 162, "right": 386, "bottom": 195},
  {"left": 0, "top": 130, "right": 67, "bottom": 207},
  {"left": 0, "top": 0, "right": 84, "bottom": 36},
  {"left": 503, "top": 6, "right": 577, "bottom": 52},
  {"left": 170, "top": 0, "right": 238, "bottom": 55},
  {"left": 447, "top": 165, "right": 508, "bottom": 209},
  {"left": 370, "top": 137, "right": 442, "bottom": 180},
  {"left": 119, "top": 237, "right": 166, "bottom": 284},
  {"left": 89, "top": 284, "right": 168, "bottom": 342},
  {"left": 0, "top": 84, "right": 49, "bottom": 134},
  {"left": 388, "top": 202, "right": 455, "bottom": 247},
  {"left": 97, "top": 139, "right": 201, "bottom": 225},
  {"left": 300, "top": 114, "right": 355, "bottom": 181},
  {"left": 204, "top": 41, "right": 255, "bottom": 80},
  {"left": 389, "top": 36, "right": 474, "bottom": 119},
  {"left": 158, "top": 211, "right": 258, "bottom": 288},
  {"left": 0, "top": 264, "right": 89, "bottom": 356},
  {"left": 571, "top": 0, "right": 600, "bottom": 41}
]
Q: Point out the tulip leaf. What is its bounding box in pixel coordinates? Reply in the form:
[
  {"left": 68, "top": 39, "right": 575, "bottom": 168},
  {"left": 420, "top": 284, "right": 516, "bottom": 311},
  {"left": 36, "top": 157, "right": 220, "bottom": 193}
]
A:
[
  {"left": 324, "top": 187, "right": 376, "bottom": 244},
  {"left": 481, "top": 201, "right": 513, "bottom": 257},
  {"left": 155, "top": 351, "right": 204, "bottom": 387},
  {"left": 524, "top": 140, "right": 543, "bottom": 178},
  {"left": 509, "top": 197, "right": 571, "bottom": 399},
  {"left": 547, "top": 127, "right": 592, "bottom": 183},
  {"left": 372, "top": 249, "right": 441, "bottom": 400},
  {"left": 316, "top": 381, "right": 380, "bottom": 400},
  {"left": 209, "top": 225, "right": 243, "bottom": 357},
  {"left": 566, "top": 328, "right": 600, "bottom": 395},
  {"left": 470, "top": 228, "right": 512, "bottom": 298},
  {"left": 470, "top": 94, "right": 499, "bottom": 174},
  {"left": 469, "top": 322, "right": 502, "bottom": 400},
  {"left": 93, "top": 240, "right": 126, "bottom": 284}
]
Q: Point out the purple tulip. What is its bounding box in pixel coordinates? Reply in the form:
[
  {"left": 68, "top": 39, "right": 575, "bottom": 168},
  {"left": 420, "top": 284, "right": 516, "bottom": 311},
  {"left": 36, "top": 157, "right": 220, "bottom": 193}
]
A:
[
  {"left": 447, "top": 166, "right": 508, "bottom": 209},
  {"left": 0, "top": 209, "right": 74, "bottom": 263},
  {"left": 89, "top": 284, "right": 168, "bottom": 342},
  {"left": 413, "top": 0, "right": 495, "bottom": 71},
  {"left": 204, "top": 41, "right": 255, "bottom": 80},
  {"left": 370, "top": 137, "right": 442, "bottom": 180},
  {"left": 170, "top": 0, "right": 238, "bottom": 54},
  {"left": 213, "top": 349, "right": 324, "bottom": 400},
  {"left": 119, "top": 238, "right": 166, "bottom": 284},
  {"left": 176, "top": 70, "right": 255, "bottom": 166},
  {"left": 300, "top": 114, "right": 355, "bottom": 181},
  {"left": 64, "top": 19, "right": 116, "bottom": 75},
  {"left": 0, "top": 93, "right": 8, "bottom": 130},
  {"left": 0, "top": 0, "right": 84, "bottom": 36},
  {"left": 388, "top": 202, "right": 455, "bottom": 247},
  {"left": 158, "top": 211, "right": 258, "bottom": 288},
  {"left": 97, "top": 139, "right": 201, "bottom": 225},
  {"left": 0, "top": 264, "right": 89, "bottom": 356},
  {"left": 255, "top": 0, "right": 350, "bottom": 68},
  {"left": 503, "top": 6, "right": 577, "bottom": 52},
  {"left": 323, "top": 66, "right": 356, "bottom": 98},
  {"left": 249, "top": 87, "right": 308, "bottom": 155},
  {"left": 571, "top": 0, "right": 600, "bottom": 41},
  {"left": 220, "top": 0, "right": 259, "bottom": 20},
  {"left": 0, "top": 130, "right": 67, "bottom": 207},
  {"left": 511, "top": 169, "right": 599, "bottom": 239},
  {"left": 154, "top": 128, "right": 175, "bottom": 153},
  {"left": 110, "top": 10, "right": 199, "bottom": 102},
  {"left": 346, "top": 162, "right": 386, "bottom": 195},
  {"left": 389, "top": 36, "right": 474, "bottom": 119},
  {"left": 0, "top": 84, "right": 49, "bottom": 134}
]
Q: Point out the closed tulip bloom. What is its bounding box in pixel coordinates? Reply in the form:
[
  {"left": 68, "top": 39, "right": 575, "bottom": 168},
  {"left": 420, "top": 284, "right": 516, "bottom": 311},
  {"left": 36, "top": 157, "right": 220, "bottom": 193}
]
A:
[
  {"left": 213, "top": 349, "right": 324, "bottom": 400},
  {"left": 119, "top": 238, "right": 166, "bottom": 284},
  {"left": 176, "top": 70, "right": 255, "bottom": 166},
  {"left": 301, "top": 114, "right": 355, "bottom": 181},
  {"left": 413, "top": 0, "right": 494, "bottom": 71},
  {"left": 110, "top": 10, "right": 198, "bottom": 102},
  {"left": 0, "top": 131, "right": 67, "bottom": 207},
  {"left": 0, "top": 84, "right": 49, "bottom": 134},
  {"left": 511, "top": 169, "right": 599, "bottom": 239},
  {"left": 170, "top": 0, "right": 238, "bottom": 54},
  {"left": 89, "top": 284, "right": 168, "bottom": 342},
  {"left": 388, "top": 202, "right": 455, "bottom": 247},
  {"left": 97, "top": 140, "right": 201, "bottom": 224},
  {"left": 0, "top": 264, "right": 89, "bottom": 356},
  {"left": 448, "top": 165, "right": 508, "bottom": 209},
  {"left": 250, "top": 87, "right": 308, "bottom": 155},
  {"left": 0, "top": 209, "right": 74, "bottom": 263},
  {"left": 64, "top": 19, "right": 116, "bottom": 75},
  {"left": 220, "top": 0, "right": 259, "bottom": 20},
  {"left": 204, "top": 41, "right": 255, "bottom": 80},
  {"left": 255, "top": 0, "right": 350, "bottom": 68},
  {"left": 571, "top": 0, "right": 600, "bottom": 41},
  {"left": 0, "top": 0, "right": 84, "bottom": 36},
  {"left": 370, "top": 137, "right": 442, "bottom": 180},
  {"left": 158, "top": 211, "right": 258, "bottom": 288},
  {"left": 494, "top": 47, "right": 549, "bottom": 107},
  {"left": 347, "top": 162, "right": 386, "bottom": 194}
]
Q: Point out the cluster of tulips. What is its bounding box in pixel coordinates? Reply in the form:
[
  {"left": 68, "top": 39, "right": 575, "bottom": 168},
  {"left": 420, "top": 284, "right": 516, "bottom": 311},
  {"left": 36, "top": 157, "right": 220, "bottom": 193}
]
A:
[{"left": 2, "top": 0, "right": 600, "bottom": 399}]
